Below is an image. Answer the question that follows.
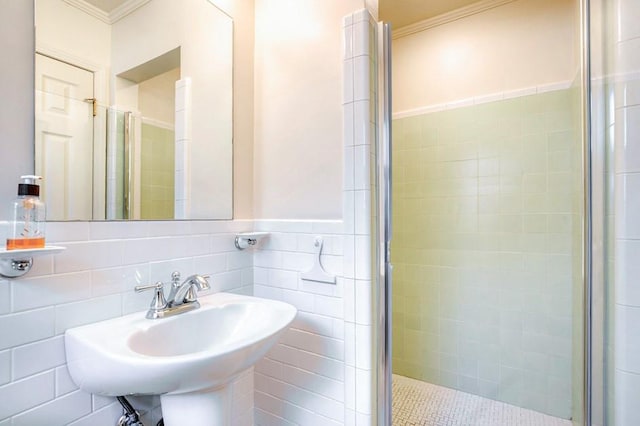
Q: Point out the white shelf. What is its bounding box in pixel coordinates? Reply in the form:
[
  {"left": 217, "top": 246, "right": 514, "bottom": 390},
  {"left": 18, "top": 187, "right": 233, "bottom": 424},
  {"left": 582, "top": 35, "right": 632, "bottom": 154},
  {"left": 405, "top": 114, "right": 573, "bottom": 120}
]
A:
[{"left": 0, "top": 245, "right": 66, "bottom": 259}]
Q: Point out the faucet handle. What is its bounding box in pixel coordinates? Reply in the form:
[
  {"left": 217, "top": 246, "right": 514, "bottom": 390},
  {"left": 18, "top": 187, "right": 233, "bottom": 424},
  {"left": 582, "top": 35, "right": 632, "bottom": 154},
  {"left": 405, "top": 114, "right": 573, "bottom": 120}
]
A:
[
  {"left": 135, "top": 282, "right": 167, "bottom": 312},
  {"left": 134, "top": 282, "right": 164, "bottom": 292},
  {"left": 194, "top": 274, "right": 211, "bottom": 289}
]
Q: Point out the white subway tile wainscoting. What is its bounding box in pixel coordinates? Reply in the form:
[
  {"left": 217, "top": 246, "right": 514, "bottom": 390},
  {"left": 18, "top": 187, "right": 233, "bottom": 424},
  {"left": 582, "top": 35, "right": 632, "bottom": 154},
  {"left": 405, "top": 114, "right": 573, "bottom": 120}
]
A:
[
  {"left": 252, "top": 9, "right": 379, "bottom": 426},
  {"left": 611, "top": 0, "right": 640, "bottom": 423},
  {"left": 0, "top": 220, "right": 254, "bottom": 425}
]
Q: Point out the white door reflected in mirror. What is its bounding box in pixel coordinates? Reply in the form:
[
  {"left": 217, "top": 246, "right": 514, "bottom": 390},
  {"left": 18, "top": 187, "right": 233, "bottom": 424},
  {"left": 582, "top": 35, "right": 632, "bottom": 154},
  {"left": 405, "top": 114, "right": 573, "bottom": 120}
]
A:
[
  {"left": 35, "top": 0, "right": 233, "bottom": 221},
  {"left": 35, "top": 53, "right": 96, "bottom": 221}
]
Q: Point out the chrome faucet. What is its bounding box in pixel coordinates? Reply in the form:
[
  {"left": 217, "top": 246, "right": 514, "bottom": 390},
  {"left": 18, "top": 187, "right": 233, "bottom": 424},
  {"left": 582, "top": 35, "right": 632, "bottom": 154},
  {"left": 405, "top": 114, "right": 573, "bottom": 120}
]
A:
[
  {"left": 135, "top": 271, "right": 211, "bottom": 319},
  {"left": 167, "top": 271, "right": 211, "bottom": 306}
]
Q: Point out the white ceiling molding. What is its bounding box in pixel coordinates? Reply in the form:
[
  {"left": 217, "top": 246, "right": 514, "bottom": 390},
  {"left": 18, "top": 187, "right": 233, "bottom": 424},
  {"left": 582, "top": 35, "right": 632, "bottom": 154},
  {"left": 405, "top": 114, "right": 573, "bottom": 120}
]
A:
[
  {"left": 392, "top": 0, "right": 518, "bottom": 39},
  {"left": 63, "top": 0, "right": 111, "bottom": 24},
  {"left": 109, "top": 0, "right": 151, "bottom": 23},
  {"left": 63, "top": 0, "right": 150, "bottom": 24},
  {"left": 365, "top": 0, "right": 379, "bottom": 21}
]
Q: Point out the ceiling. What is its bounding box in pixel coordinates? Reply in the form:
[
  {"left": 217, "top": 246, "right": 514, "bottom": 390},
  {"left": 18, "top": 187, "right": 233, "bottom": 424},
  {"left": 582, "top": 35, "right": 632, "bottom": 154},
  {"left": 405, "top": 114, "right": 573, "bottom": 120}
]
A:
[
  {"left": 379, "top": 0, "right": 485, "bottom": 29},
  {"left": 83, "top": 0, "right": 485, "bottom": 30}
]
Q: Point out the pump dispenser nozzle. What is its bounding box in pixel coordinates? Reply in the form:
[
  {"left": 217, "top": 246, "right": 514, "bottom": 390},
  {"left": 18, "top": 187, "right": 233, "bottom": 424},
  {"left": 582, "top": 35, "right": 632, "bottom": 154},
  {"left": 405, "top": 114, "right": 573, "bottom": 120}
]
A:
[{"left": 20, "top": 175, "right": 42, "bottom": 184}]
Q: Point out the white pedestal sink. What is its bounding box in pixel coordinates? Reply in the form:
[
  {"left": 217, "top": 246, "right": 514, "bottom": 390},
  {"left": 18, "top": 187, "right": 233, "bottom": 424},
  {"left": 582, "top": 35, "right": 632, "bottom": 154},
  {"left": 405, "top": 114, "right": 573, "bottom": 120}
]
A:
[{"left": 65, "top": 293, "right": 297, "bottom": 426}]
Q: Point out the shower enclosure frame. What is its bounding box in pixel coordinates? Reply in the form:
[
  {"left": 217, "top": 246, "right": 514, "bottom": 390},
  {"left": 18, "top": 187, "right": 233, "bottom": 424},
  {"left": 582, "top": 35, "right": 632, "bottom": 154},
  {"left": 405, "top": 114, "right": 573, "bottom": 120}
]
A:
[
  {"left": 580, "top": 0, "right": 594, "bottom": 423},
  {"left": 373, "top": 0, "right": 596, "bottom": 423},
  {"left": 375, "top": 20, "right": 393, "bottom": 426}
]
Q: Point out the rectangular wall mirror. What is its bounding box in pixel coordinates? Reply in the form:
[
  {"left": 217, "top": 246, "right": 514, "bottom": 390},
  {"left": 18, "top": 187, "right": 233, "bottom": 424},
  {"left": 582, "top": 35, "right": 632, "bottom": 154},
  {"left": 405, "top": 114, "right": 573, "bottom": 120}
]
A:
[{"left": 35, "top": 0, "right": 233, "bottom": 221}]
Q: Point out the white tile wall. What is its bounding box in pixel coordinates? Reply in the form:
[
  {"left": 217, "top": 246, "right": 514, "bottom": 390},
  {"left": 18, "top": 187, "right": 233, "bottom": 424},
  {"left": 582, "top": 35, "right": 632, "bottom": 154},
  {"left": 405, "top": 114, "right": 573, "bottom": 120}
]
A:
[
  {"left": 253, "top": 221, "right": 347, "bottom": 426},
  {"left": 174, "top": 78, "right": 192, "bottom": 220},
  {"left": 345, "top": 10, "right": 377, "bottom": 425},
  {"left": 252, "top": 9, "right": 378, "bottom": 426},
  {"left": 105, "top": 107, "right": 119, "bottom": 221},
  {"left": 0, "top": 219, "right": 254, "bottom": 425},
  {"left": 611, "top": 0, "right": 640, "bottom": 424}
]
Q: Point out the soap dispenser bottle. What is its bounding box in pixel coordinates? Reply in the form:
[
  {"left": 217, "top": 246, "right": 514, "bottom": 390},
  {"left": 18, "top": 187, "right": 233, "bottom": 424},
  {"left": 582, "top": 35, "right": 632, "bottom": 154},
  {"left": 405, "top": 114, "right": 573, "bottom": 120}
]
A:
[{"left": 6, "top": 175, "right": 46, "bottom": 250}]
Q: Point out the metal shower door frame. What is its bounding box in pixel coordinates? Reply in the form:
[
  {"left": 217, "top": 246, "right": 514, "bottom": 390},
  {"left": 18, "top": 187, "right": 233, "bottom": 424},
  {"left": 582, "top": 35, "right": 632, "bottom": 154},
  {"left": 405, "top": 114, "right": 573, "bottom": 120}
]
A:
[{"left": 375, "top": 20, "right": 393, "bottom": 426}]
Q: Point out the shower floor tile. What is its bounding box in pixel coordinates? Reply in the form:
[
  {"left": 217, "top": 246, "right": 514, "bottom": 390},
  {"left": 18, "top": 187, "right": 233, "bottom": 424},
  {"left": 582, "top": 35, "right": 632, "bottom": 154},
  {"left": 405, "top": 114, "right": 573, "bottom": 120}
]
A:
[{"left": 392, "top": 374, "right": 572, "bottom": 426}]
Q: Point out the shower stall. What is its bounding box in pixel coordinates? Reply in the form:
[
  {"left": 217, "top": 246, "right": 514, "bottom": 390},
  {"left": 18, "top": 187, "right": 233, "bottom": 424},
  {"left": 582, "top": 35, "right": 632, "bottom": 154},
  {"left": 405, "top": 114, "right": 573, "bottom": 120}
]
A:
[
  {"left": 105, "top": 108, "right": 176, "bottom": 221},
  {"left": 373, "top": 0, "right": 611, "bottom": 423}
]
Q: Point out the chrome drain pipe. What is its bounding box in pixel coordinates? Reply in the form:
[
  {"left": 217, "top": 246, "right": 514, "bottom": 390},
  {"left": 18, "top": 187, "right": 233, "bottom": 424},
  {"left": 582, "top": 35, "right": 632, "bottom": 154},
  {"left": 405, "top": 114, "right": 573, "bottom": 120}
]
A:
[{"left": 116, "top": 396, "right": 144, "bottom": 426}]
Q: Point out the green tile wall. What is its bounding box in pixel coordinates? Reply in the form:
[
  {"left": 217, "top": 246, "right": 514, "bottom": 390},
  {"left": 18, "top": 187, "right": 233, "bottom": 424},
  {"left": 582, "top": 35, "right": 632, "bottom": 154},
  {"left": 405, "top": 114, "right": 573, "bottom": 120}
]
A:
[
  {"left": 569, "top": 78, "right": 586, "bottom": 425},
  {"left": 391, "top": 89, "right": 581, "bottom": 419},
  {"left": 140, "top": 123, "right": 175, "bottom": 220}
]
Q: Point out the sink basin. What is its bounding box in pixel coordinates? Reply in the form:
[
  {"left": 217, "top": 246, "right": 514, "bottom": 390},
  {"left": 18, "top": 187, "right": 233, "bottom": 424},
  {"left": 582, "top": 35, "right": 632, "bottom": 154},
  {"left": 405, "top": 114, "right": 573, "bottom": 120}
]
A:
[{"left": 65, "top": 292, "right": 297, "bottom": 425}]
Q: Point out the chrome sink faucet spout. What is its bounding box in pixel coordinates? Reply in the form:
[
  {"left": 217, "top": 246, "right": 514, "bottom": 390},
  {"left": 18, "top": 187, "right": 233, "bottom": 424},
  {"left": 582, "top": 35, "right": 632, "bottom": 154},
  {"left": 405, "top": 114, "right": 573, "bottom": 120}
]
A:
[
  {"left": 167, "top": 272, "right": 211, "bottom": 306},
  {"left": 135, "top": 271, "right": 210, "bottom": 319}
]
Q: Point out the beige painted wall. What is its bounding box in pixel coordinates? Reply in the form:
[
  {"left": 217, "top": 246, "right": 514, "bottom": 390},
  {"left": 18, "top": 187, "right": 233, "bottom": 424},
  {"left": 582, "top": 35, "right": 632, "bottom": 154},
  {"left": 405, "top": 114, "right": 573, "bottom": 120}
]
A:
[
  {"left": 36, "top": 0, "right": 112, "bottom": 69},
  {"left": 392, "top": 0, "right": 579, "bottom": 113},
  {"left": 252, "top": 0, "right": 364, "bottom": 220},
  {"left": 138, "top": 68, "right": 179, "bottom": 124},
  {"left": 0, "top": 0, "right": 34, "bottom": 221},
  {"left": 220, "top": 0, "right": 255, "bottom": 219}
]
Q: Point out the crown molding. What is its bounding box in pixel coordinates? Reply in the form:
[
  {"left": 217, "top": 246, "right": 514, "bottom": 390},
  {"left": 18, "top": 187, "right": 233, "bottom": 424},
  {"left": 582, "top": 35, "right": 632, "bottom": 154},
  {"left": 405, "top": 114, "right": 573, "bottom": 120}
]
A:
[
  {"left": 392, "top": 0, "right": 517, "bottom": 39},
  {"left": 365, "top": 0, "right": 379, "bottom": 21},
  {"left": 63, "top": 0, "right": 110, "bottom": 23},
  {"left": 63, "top": 0, "right": 150, "bottom": 24},
  {"left": 109, "top": 0, "right": 151, "bottom": 23}
]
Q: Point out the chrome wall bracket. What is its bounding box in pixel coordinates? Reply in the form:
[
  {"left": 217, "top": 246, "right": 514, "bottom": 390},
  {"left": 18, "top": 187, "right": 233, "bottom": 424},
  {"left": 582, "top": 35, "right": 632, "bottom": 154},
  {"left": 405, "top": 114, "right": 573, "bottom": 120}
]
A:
[
  {"left": 0, "top": 246, "right": 65, "bottom": 279},
  {"left": 0, "top": 257, "right": 33, "bottom": 278},
  {"left": 234, "top": 232, "right": 269, "bottom": 250}
]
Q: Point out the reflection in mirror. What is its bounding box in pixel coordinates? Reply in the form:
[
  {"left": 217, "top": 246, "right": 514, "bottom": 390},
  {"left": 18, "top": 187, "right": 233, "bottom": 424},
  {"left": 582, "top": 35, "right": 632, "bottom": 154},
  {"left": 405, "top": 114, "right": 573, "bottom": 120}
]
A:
[{"left": 35, "top": 0, "right": 233, "bottom": 221}]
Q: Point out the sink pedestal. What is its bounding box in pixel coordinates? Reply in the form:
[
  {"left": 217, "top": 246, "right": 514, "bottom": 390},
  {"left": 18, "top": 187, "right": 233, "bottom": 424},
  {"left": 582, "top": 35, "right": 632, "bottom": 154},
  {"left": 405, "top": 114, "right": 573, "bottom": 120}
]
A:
[{"left": 161, "top": 386, "right": 231, "bottom": 426}]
